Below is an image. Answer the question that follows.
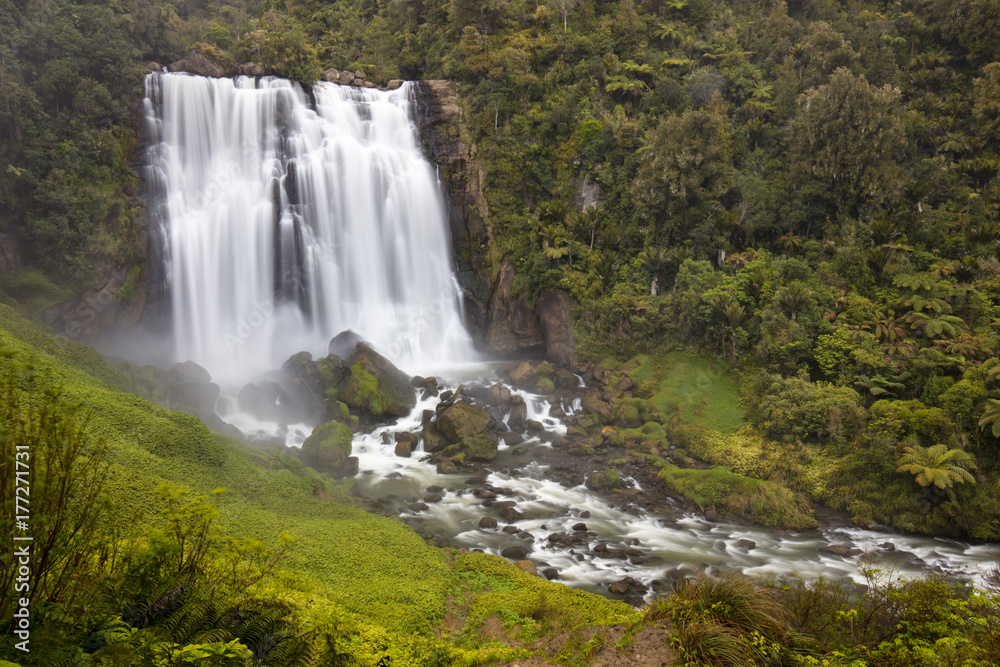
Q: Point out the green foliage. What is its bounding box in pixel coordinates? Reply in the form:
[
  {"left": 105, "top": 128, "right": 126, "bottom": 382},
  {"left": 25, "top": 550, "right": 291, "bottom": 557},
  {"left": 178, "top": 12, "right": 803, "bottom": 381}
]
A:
[
  {"left": 896, "top": 443, "right": 976, "bottom": 490},
  {"left": 657, "top": 463, "right": 817, "bottom": 529}
]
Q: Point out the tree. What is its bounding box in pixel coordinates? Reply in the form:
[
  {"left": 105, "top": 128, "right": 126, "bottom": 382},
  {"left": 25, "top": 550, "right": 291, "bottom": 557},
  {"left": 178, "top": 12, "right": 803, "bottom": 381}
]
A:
[
  {"left": 0, "top": 376, "right": 111, "bottom": 621},
  {"left": 980, "top": 399, "right": 1000, "bottom": 438},
  {"left": 632, "top": 107, "right": 734, "bottom": 243},
  {"left": 787, "top": 68, "right": 906, "bottom": 215},
  {"left": 775, "top": 280, "right": 812, "bottom": 321},
  {"left": 552, "top": 0, "right": 577, "bottom": 33},
  {"left": 708, "top": 292, "right": 745, "bottom": 360},
  {"left": 896, "top": 444, "right": 976, "bottom": 490}
]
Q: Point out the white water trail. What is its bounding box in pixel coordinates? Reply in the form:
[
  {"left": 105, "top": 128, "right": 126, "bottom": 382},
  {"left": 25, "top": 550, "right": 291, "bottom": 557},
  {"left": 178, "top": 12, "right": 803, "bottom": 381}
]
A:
[{"left": 144, "top": 73, "right": 474, "bottom": 383}]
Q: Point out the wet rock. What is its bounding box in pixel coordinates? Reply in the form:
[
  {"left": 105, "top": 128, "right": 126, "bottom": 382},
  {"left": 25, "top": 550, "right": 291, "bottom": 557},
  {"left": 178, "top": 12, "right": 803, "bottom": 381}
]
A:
[
  {"left": 608, "top": 579, "right": 631, "bottom": 594},
  {"left": 322, "top": 68, "right": 341, "bottom": 82},
  {"left": 386, "top": 79, "right": 404, "bottom": 90},
  {"left": 525, "top": 419, "right": 545, "bottom": 432},
  {"left": 542, "top": 568, "right": 559, "bottom": 580},
  {"left": 437, "top": 459, "right": 457, "bottom": 474},
  {"left": 499, "top": 506, "right": 524, "bottom": 523},
  {"left": 880, "top": 542, "right": 896, "bottom": 552},
  {"left": 328, "top": 330, "right": 366, "bottom": 358},
  {"left": 582, "top": 390, "right": 613, "bottom": 422},
  {"left": 704, "top": 508, "right": 721, "bottom": 522},
  {"left": 737, "top": 539, "right": 757, "bottom": 552},
  {"left": 421, "top": 409, "right": 434, "bottom": 426},
  {"left": 342, "top": 343, "right": 416, "bottom": 417},
  {"left": 502, "top": 545, "right": 529, "bottom": 559},
  {"left": 424, "top": 494, "right": 443, "bottom": 503},
  {"left": 302, "top": 420, "right": 354, "bottom": 476},
  {"left": 506, "top": 396, "right": 528, "bottom": 429},
  {"left": 393, "top": 432, "right": 418, "bottom": 458},
  {"left": 572, "top": 522, "right": 588, "bottom": 532},
  {"left": 479, "top": 517, "right": 498, "bottom": 529},
  {"left": 466, "top": 477, "right": 487, "bottom": 486},
  {"left": 436, "top": 400, "right": 492, "bottom": 442},
  {"left": 554, "top": 368, "right": 579, "bottom": 390},
  {"left": 427, "top": 485, "right": 444, "bottom": 493},
  {"left": 502, "top": 525, "right": 519, "bottom": 534},
  {"left": 820, "top": 545, "right": 864, "bottom": 558},
  {"left": 500, "top": 431, "right": 524, "bottom": 446},
  {"left": 580, "top": 510, "right": 591, "bottom": 519},
  {"left": 409, "top": 501, "right": 429, "bottom": 511},
  {"left": 515, "top": 560, "right": 537, "bottom": 576},
  {"left": 338, "top": 71, "right": 354, "bottom": 85},
  {"left": 170, "top": 360, "right": 212, "bottom": 384}
]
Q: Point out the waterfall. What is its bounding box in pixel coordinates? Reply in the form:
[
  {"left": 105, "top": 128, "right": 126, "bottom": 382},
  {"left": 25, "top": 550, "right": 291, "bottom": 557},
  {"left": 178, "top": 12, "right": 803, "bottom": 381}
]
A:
[{"left": 143, "top": 73, "right": 474, "bottom": 383}]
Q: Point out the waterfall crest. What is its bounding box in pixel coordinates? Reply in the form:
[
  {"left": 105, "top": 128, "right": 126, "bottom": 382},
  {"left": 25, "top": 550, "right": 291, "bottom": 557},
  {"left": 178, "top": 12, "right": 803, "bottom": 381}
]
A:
[{"left": 144, "top": 73, "right": 474, "bottom": 382}]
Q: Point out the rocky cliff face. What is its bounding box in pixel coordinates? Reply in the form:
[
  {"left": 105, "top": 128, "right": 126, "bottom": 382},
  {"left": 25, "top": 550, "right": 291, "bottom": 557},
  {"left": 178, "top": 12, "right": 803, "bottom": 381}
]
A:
[
  {"left": 412, "top": 80, "right": 493, "bottom": 344},
  {"left": 413, "top": 81, "right": 578, "bottom": 364}
]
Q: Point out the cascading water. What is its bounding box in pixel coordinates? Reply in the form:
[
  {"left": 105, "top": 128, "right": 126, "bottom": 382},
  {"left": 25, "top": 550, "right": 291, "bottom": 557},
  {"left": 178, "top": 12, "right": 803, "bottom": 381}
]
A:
[{"left": 144, "top": 73, "right": 473, "bottom": 383}]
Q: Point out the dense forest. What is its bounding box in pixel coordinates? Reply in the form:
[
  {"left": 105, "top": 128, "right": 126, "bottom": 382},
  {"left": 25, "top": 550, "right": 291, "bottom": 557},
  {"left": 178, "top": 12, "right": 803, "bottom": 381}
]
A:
[{"left": 2, "top": 0, "right": 1000, "bottom": 664}]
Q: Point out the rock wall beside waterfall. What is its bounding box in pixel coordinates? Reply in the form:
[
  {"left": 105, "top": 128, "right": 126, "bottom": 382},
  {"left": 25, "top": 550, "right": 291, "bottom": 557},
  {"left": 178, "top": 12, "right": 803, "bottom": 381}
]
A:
[
  {"left": 413, "top": 81, "right": 579, "bottom": 365},
  {"left": 413, "top": 80, "right": 493, "bottom": 343}
]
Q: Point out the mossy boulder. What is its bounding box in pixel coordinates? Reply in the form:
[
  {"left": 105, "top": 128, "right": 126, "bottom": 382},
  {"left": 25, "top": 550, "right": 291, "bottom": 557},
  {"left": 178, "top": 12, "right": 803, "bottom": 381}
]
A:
[
  {"left": 443, "top": 435, "right": 497, "bottom": 462},
  {"left": 582, "top": 390, "right": 613, "bottom": 422},
  {"left": 436, "top": 400, "right": 492, "bottom": 443},
  {"left": 422, "top": 423, "right": 450, "bottom": 452},
  {"left": 340, "top": 344, "right": 416, "bottom": 418},
  {"left": 506, "top": 360, "right": 555, "bottom": 392},
  {"left": 302, "top": 420, "right": 354, "bottom": 475}
]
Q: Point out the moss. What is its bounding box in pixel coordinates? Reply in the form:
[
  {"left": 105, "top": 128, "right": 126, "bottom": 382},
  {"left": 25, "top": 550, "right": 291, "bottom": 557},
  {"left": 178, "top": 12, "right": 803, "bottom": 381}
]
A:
[
  {"left": 342, "top": 362, "right": 386, "bottom": 416},
  {"left": 657, "top": 463, "right": 817, "bottom": 530},
  {"left": 302, "top": 420, "right": 353, "bottom": 473},
  {"left": 536, "top": 376, "right": 555, "bottom": 392}
]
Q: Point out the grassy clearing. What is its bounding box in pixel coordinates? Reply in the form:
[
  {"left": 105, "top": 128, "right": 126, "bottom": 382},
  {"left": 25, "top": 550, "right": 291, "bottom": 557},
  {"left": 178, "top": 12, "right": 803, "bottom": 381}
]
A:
[{"left": 627, "top": 352, "right": 744, "bottom": 434}]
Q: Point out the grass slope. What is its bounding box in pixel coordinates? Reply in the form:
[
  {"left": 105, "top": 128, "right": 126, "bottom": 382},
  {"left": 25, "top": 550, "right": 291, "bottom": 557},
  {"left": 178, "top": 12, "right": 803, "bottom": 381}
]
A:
[{"left": 0, "top": 301, "right": 640, "bottom": 664}]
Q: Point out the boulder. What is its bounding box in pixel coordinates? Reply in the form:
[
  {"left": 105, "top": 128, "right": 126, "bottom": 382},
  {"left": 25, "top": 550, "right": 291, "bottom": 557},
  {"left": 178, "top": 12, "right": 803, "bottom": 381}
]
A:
[
  {"left": 555, "top": 368, "right": 579, "bottom": 390},
  {"left": 582, "top": 390, "right": 613, "bottom": 422},
  {"left": 421, "top": 424, "right": 449, "bottom": 453},
  {"left": 515, "top": 560, "right": 537, "bottom": 576},
  {"left": 455, "top": 435, "right": 497, "bottom": 462},
  {"left": 479, "top": 517, "right": 498, "bottom": 529},
  {"left": 506, "top": 396, "right": 527, "bottom": 429},
  {"left": 238, "top": 62, "right": 266, "bottom": 76},
  {"left": 354, "top": 69, "right": 366, "bottom": 80},
  {"left": 144, "top": 61, "right": 162, "bottom": 73},
  {"left": 167, "top": 381, "right": 220, "bottom": 416},
  {"left": 323, "top": 68, "right": 341, "bottom": 82},
  {"left": 302, "top": 420, "right": 354, "bottom": 476},
  {"left": 436, "top": 400, "right": 492, "bottom": 443},
  {"left": 499, "top": 505, "right": 524, "bottom": 523},
  {"left": 819, "top": 545, "right": 863, "bottom": 558},
  {"left": 501, "top": 545, "right": 529, "bottom": 559},
  {"left": 281, "top": 351, "right": 326, "bottom": 419},
  {"left": 386, "top": 79, "right": 404, "bottom": 90},
  {"left": 737, "top": 539, "right": 757, "bottom": 552},
  {"left": 341, "top": 343, "right": 416, "bottom": 417},
  {"left": 328, "top": 330, "right": 366, "bottom": 358},
  {"left": 537, "top": 291, "right": 577, "bottom": 366},
  {"left": 507, "top": 360, "right": 554, "bottom": 391},
  {"left": 170, "top": 360, "right": 212, "bottom": 384},
  {"left": 542, "top": 567, "right": 559, "bottom": 580},
  {"left": 338, "top": 71, "right": 355, "bottom": 85},
  {"left": 362, "top": 81, "right": 376, "bottom": 89},
  {"left": 394, "top": 432, "right": 418, "bottom": 458},
  {"left": 169, "top": 50, "right": 226, "bottom": 78}
]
